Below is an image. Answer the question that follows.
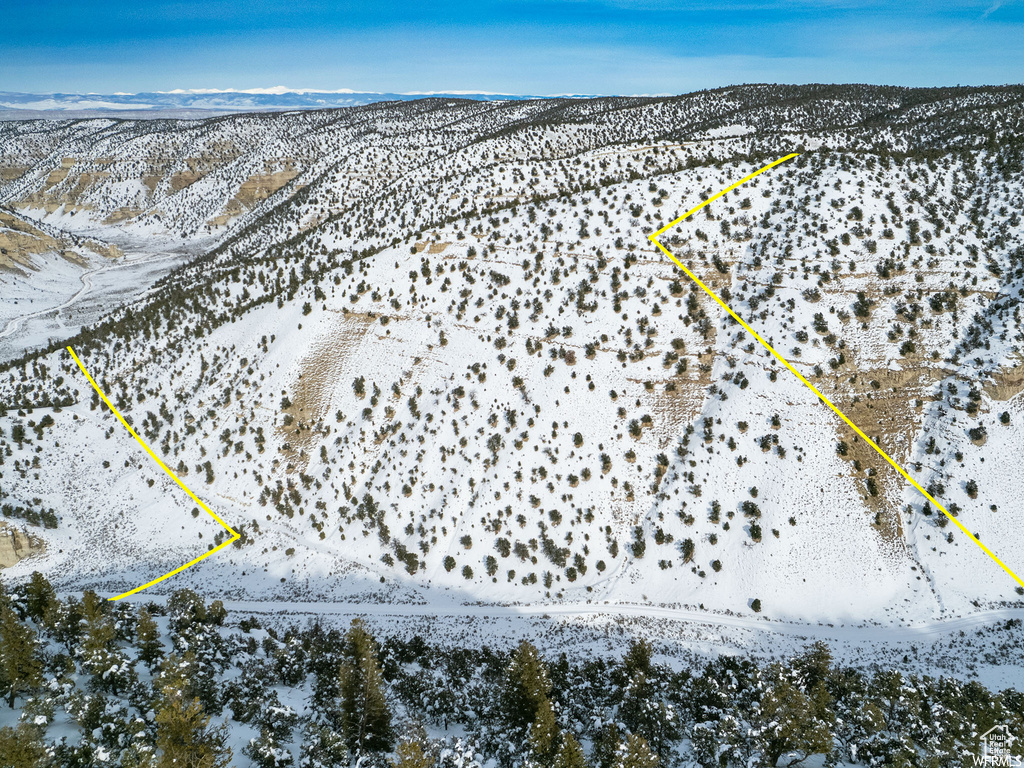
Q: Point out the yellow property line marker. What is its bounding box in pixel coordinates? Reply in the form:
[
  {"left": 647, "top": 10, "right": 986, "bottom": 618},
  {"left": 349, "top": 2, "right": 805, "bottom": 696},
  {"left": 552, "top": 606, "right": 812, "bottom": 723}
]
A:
[
  {"left": 648, "top": 154, "right": 1024, "bottom": 591},
  {"left": 67, "top": 346, "right": 240, "bottom": 600}
]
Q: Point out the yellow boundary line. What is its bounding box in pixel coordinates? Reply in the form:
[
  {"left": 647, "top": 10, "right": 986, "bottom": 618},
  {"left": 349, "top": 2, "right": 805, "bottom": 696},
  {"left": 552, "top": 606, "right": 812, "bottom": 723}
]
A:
[
  {"left": 648, "top": 155, "right": 1024, "bottom": 591},
  {"left": 67, "top": 346, "right": 240, "bottom": 600}
]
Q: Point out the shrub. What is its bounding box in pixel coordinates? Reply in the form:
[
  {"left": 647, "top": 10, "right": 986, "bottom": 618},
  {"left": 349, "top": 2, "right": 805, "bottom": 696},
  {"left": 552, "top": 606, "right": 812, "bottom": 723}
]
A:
[
  {"left": 680, "top": 538, "right": 695, "bottom": 563},
  {"left": 751, "top": 598, "right": 762, "bottom": 613}
]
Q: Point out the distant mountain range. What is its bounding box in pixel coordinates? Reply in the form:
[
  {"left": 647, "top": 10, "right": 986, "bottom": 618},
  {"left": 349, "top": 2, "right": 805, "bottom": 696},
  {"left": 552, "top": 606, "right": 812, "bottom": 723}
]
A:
[{"left": 0, "top": 88, "right": 580, "bottom": 119}]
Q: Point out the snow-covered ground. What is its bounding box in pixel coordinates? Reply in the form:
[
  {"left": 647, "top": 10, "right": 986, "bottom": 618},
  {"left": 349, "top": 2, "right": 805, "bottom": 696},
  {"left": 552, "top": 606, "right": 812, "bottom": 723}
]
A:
[{"left": 1, "top": 87, "right": 1023, "bottom": 690}]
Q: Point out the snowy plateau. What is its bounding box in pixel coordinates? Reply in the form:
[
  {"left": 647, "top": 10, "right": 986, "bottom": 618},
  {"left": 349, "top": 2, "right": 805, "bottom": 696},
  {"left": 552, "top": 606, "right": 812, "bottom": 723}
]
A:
[{"left": 1, "top": 84, "right": 1024, "bottom": 764}]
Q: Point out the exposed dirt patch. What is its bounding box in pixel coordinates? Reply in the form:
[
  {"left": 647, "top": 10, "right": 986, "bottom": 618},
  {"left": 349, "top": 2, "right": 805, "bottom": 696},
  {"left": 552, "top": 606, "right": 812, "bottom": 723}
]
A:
[
  {"left": 648, "top": 355, "right": 715, "bottom": 449},
  {"left": 234, "top": 169, "right": 299, "bottom": 210},
  {"left": 43, "top": 158, "right": 76, "bottom": 189},
  {"left": 206, "top": 168, "right": 300, "bottom": 226},
  {"left": 278, "top": 313, "right": 374, "bottom": 468},
  {"left": 102, "top": 206, "right": 145, "bottom": 224},
  {"left": 823, "top": 358, "right": 941, "bottom": 548},
  {"left": 0, "top": 164, "right": 30, "bottom": 182},
  {"left": 984, "top": 356, "right": 1024, "bottom": 402},
  {"left": 170, "top": 170, "right": 204, "bottom": 192}
]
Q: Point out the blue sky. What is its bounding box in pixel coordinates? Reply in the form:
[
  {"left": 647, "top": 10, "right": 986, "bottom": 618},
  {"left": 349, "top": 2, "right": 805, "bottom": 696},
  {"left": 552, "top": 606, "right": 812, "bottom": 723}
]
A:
[{"left": 2, "top": 0, "right": 1021, "bottom": 94}]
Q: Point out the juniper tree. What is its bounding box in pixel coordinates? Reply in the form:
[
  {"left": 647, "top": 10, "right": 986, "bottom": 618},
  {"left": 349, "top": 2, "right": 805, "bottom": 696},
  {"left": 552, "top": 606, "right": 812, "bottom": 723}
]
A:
[{"left": 338, "top": 619, "right": 394, "bottom": 755}]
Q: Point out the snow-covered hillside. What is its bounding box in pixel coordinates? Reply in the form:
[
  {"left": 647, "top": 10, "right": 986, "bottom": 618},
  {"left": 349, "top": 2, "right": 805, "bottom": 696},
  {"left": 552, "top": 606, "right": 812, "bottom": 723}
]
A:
[{"left": 1, "top": 84, "right": 1023, "bottom": 628}]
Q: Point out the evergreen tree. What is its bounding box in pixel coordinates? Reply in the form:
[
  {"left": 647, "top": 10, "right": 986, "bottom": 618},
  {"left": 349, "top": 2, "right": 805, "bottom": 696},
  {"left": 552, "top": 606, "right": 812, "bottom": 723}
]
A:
[
  {"left": 299, "top": 717, "right": 349, "bottom": 768},
  {"left": 553, "top": 733, "right": 588, "bottom": 768},
  {"left": 0, "top": 723, "right": 46, "bottom": 768},
  {"left": 82, "top": 608, "right": 135, "bottom": 696},
  {"left": 338, "top": 619, "right": 394, "bottom": 755},
  {"left": 155, "top": 683, "right": 232, "bottom": 768},
  {"left": 528, "top": 696, "right": 559, "bottom": 765},
  {"left": 792, "top": 641, "right": 833, "bottom": 693},
  {"left": 619, "top": 640, "right": 652, "bottom": 681},
  {"left": 22, "top": 572, "right": 55, "bottom": 624},
  {"left": 157, "top": 651, "right": 220, "bottom": 715},
  {"left": 0, "top": 603, "right": 42, "bottom": 708},
  {"left": 43, "top": 595, "right": 84, "bottom": 654},
  {"left": 503, "top": 640, "right": 553, "bottom": 732},
  {"left": 616, "top": 640, "right": 678, "bottom": 757},
  {"left": 392, "top": 733, "right": 434, "bottom": 768},
  {"left": 753, "top": 666, "right": 834, "bottom": 767},
  {"left": 136, "top": 607, "right": 164, "bottom": 670},
  {"left": 614, "top": 735, "right": 658, "bottom": 768},
  {"left": 244, "top": 727, "right": 295, "bottom": 768},
  {"left": 591, "top": 723, "right": 621, "bottom": 768}
]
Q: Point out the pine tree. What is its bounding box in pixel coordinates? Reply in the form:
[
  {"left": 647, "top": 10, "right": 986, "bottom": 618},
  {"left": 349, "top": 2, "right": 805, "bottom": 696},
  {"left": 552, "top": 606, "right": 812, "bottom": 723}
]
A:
[
  {"left": 83, "top": 607, "right": 135, "bottom": 696},
  {"left": 155, "top": 684, "right": 232, "bottom": 768},
  {"left": 0, "top": 723, "right": 46, "bottom": 768},
  {"left": 528, "top": 696, "right": 559, "bottom": 764},
  {"left": 0, "top": 603, "right": 42, "bottom": 708},
  {"left": 614, "top": 735, "right": 658, "bottom": 768},
  {"left": 43, "top": 595, "right": 84, "bottom": 654},
  {"left": 616, "top": 640, "right": 678, "bottom": 757},
  {"left": 300, "top": 717, "right": 349, "bottom": 768},
  {"left": 136, "top": 607, "right": 163, "bottom": 670},
  {"left": 553, "top": 733, "right": 588, "bottom": 768},
  {"left": 591, "top": 723, "right": 621, "bottom": 768},
  {"left": 503, "top": 640, "right": 553, "bottom": 732},
  {"left": 244, "top": 727, "right": 294, "bottom": 768},
  {"left": 157, "top": 651, "right": 220, "bottom": 715},
  {"left": 392, "top": 734, "right": 433, "bottom": 768},
  {"left": 338, "top": 619, "right": 394, "bottom": 755},
  {"left": 23, "top": 572, "right": 55, "bottom": 623},
  {"left": 754, "top": 666, "right": 834, "bottom": 768}
]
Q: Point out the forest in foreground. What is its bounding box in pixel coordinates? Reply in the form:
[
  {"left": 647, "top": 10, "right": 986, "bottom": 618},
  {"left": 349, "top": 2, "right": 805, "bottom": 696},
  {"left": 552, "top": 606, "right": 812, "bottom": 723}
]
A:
[{"left": 0, "top": 573, "right": 1021, "bottom": 767}]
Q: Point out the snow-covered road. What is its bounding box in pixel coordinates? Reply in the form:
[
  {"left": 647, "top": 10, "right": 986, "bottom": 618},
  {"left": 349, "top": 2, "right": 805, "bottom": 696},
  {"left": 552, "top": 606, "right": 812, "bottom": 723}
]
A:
[{"left": 181, "top": 596, "right": 1024, "bottom": 644}]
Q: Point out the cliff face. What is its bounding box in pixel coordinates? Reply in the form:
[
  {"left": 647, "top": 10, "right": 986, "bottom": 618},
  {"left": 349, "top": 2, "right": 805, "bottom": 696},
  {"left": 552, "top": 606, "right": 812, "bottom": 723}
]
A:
[{"left": 0, "top": 522, "right": 45, "bottom": 568}]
